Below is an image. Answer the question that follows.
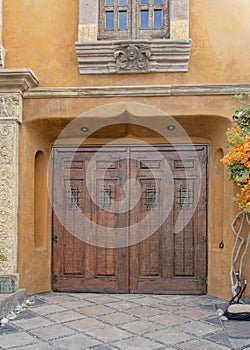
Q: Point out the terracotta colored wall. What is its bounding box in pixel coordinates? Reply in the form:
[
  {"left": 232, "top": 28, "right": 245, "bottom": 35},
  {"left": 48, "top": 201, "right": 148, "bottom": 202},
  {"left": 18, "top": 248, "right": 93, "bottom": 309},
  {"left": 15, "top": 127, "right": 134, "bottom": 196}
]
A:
[
  {"left": 3, "top": 0, "right": 250, "bottom": 87},
  {"left": 3, "top": 0, "right": 248, "bottom": 298},
  {"left": 19, "top": 94, "right": 249, "bottom": 299}
]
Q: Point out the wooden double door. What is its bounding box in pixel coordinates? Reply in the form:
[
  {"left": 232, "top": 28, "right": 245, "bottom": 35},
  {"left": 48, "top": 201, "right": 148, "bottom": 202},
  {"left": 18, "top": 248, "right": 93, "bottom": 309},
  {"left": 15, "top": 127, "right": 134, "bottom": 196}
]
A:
[{"left": 52, "top": 145, "right": 207, "bottom": 294}]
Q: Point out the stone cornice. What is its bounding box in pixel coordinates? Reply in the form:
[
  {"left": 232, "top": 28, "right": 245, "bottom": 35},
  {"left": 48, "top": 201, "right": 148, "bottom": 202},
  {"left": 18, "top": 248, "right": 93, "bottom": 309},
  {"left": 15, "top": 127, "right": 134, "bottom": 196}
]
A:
[
  {"left": 24, "top": 83, "right": 250, "bottom": 99},
  {"left": 0, "top": 69, "right": 39, "bottom": 93}
]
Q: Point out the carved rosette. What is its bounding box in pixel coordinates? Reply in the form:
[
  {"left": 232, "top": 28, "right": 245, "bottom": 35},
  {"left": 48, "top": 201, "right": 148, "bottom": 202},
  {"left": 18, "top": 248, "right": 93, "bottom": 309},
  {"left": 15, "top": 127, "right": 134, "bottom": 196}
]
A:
[
  {"left": 0, "top": 119, "right": 19, "bottom": 274},
  {"left": 114, "top": 44, "right": 151, "bottom": 72}
]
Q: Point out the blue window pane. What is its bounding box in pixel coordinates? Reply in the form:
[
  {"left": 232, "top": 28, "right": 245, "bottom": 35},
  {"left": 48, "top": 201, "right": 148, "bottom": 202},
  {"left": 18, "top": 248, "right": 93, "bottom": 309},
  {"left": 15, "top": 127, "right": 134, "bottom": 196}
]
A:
[
  {"left": 119, "top": 0, "right": 127, "bottom": 5},
  {"left": 106, "top": 11, "right": 114, "bottom": 30},
  {"left": 119, "top": 11, "right": 127, "bottom": 29},
  {"left": 154, "top": 0, "right": 162, "bottom": 4},
  {"left": 106, "top": 0, "right": 114, "bottom": 5},
  {"left": 140, "top": 0, "right": 149, "bottom": 4},
  {"left": 154, "top": 9, "right": 162, "bottom": 28},
  {"left": 140, "top": 10, "right": 149, "bottom": 28}
]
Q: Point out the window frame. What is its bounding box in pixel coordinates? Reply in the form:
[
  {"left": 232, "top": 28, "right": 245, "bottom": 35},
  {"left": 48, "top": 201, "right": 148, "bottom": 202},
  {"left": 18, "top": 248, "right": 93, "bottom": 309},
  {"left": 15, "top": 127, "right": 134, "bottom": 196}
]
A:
[
  {"left": 76, "top": 0, "right": 192, "bottom": 74},
  {"left": 99, "top": 0, "right": 169, "bottom": 40}
]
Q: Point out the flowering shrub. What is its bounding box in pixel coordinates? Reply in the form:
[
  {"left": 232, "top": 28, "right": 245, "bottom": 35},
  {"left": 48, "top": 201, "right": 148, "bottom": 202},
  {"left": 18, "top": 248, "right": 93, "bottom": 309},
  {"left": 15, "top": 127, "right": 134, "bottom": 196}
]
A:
[{"left": 221, "top": 94, "right": 250, "bottom": 213}]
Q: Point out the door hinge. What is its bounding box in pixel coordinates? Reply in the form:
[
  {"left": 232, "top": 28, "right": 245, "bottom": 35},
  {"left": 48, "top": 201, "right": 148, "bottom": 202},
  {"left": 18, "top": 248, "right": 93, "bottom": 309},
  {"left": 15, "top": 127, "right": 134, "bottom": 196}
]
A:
[
  {"left": 51, "top": 274, "right": 57, "bottom": 283},
  {"left": 52, "top": 235, "right": 58, "bottom": 243}
]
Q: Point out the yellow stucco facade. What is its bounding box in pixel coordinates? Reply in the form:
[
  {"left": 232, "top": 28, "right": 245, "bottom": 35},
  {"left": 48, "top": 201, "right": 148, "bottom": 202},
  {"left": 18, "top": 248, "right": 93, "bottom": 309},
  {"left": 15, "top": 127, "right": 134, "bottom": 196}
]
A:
[{"left": 0, "top": 0, "right": 249, "bottom": 299}]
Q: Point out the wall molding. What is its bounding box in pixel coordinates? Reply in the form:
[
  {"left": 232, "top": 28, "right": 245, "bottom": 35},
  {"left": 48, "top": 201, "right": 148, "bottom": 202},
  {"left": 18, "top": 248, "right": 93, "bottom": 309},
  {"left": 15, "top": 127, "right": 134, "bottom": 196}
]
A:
[
  {"left": 24, "top": 83, "right": 250, "bottom": 99},
  {"left": 75, "top": 39, "right": 192, "bottom": 74},
  {"left": 0, "top": 69, "right": 39, "bottom": 93}
]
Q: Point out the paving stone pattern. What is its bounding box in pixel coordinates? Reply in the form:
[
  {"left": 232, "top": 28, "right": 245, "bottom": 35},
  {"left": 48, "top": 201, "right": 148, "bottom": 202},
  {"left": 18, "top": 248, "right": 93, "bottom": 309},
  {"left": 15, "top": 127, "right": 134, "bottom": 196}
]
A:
[{"left": 0, "top": 292, "right": 249, "bottom": 349}]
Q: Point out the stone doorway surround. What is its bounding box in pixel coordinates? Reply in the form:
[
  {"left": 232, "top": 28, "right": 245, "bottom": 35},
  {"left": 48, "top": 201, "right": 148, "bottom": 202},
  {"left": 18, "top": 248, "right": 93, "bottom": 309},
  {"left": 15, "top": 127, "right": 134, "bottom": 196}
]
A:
[{"left": 0, "top": 69, "right": 38, "bottom": 290}]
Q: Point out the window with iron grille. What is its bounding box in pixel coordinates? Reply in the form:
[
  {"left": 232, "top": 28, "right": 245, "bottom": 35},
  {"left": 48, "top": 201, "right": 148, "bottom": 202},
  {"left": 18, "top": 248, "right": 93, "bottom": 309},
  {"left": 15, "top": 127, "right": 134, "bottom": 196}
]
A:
[{"left": 99, "top": 0, "right": 169, "bottom": 40}]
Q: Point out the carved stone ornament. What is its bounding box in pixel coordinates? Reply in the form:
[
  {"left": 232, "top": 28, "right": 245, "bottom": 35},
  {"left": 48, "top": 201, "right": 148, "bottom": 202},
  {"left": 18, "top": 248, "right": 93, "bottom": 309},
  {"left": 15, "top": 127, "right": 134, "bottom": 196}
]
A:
[
  {"left": 0, "top": 94, "right": 22, "bottom": 122},
  {"left": 114, "top": 44, "right": 151, "bottom": 72},
  {"left": 0, "top": 123, "right": 18, "bottom": 274},
  {"left": 76, "top": 39, "right": 192, "bottom": 74}
]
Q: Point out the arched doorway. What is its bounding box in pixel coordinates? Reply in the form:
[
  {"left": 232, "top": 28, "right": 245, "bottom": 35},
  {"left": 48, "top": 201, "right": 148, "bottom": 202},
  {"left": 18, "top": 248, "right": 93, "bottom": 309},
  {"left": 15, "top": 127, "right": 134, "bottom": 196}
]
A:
[{"left": 51, "top": 103, "right": 208, "bottom": 294}]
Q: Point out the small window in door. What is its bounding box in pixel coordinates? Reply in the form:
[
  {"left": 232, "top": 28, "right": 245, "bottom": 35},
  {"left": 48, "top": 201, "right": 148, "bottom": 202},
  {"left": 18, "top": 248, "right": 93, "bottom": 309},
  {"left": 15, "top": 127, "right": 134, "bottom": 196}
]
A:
[{"left": 70, "top": 188, "right": 79, "bottom": 206}]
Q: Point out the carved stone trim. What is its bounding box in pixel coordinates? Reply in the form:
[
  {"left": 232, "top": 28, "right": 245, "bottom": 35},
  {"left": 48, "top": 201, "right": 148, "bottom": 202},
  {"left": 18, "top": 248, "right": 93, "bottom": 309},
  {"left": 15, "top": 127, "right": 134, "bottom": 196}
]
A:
[
  {"left": 0, "top": 70, "right": 38, "bottom": 279},
  {"left": 75, "top": 39, "right": 192, "bottom": 74},
  {"left": 24, "top": 83, "right": 250, "bottom": 99},
  {"left": 0, "top": 122, "right": 18, "bottom": 275},
  {"left": 114, "top": 44, "right": 151, "bottom": 72},
  {"left": 0, "top": 94, "right": 22, "bottom": 123},
  {"left": 77, "top": 0, "right": 190, "bottom": 72}
]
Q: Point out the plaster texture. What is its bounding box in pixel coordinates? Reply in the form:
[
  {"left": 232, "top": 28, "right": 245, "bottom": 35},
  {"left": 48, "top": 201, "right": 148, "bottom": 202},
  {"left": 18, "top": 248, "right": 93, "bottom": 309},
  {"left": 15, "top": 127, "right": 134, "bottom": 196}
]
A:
[{"left": 0, "top": 0, "right": 249, "bottom": 298}]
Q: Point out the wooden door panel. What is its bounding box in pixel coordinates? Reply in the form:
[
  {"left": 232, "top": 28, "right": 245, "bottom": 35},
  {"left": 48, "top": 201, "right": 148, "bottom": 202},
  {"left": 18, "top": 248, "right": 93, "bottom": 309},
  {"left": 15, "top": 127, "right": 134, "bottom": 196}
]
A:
[
  {"left": 52, "top": 148, "right": 129, "bottom": 292},
  {"left": 173, "top": 178, "right": 197, "bottom": 278},
  {"left": 129, "top": 146, "right": 207, "bottom": 294},
  {"left": 52, "top": 145, "right": 207, "bottom": 294}
]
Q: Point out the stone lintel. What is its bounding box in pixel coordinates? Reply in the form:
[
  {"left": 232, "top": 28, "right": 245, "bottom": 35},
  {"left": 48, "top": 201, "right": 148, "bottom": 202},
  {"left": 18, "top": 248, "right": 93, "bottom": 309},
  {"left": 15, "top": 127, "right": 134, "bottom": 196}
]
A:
[{"left": 0, "top": 69, "right": 39, "bottom": 94}]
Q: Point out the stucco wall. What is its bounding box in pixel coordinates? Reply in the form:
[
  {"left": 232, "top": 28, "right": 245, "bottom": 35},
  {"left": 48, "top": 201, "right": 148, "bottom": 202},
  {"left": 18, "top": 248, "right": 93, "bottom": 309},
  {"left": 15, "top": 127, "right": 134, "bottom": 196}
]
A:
[
  {"left": 3, "top": 0, "right": 250, "bottom": 86},
  {"left": 1, "top": 0, "right": 249, "bottom": 298},
  {"left": 18, "top": 94, "right": 249, "bottom": 299}
]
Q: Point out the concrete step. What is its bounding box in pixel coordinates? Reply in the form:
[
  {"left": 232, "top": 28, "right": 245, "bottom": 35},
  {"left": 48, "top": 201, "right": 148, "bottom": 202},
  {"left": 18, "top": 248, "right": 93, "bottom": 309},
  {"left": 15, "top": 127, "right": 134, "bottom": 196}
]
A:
[{"left": 0, "top": 289, "right": 26, "bottom": 318}]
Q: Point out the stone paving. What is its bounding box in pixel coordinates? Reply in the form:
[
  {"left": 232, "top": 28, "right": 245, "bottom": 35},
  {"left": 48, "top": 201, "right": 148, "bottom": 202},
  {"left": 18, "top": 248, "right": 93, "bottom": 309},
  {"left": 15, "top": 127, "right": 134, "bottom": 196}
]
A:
[{"left": 0, "top": 292, "right": 249, "bottom": 350}]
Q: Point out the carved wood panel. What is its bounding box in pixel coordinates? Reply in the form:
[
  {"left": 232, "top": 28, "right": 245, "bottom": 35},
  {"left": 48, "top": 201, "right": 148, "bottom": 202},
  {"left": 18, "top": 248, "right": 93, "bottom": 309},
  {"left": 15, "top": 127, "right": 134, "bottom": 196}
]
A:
[{"left": 52, "top": 145, "right": 207, "bottom": 294}]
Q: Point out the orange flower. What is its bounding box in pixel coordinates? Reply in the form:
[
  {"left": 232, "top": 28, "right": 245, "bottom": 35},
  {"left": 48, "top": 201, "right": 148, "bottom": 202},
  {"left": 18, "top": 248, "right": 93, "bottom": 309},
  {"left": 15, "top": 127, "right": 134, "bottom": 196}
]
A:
[{"left": 221, "top": 110, "right": 250, "bottom": 213}]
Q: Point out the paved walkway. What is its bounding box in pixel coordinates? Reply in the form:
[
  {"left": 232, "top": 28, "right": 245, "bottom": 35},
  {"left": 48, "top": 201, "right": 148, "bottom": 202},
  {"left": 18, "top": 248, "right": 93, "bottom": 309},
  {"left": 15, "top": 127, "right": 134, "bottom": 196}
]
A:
[{"left": 0, "top": 292, "right": 249, "bottom": 350}]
